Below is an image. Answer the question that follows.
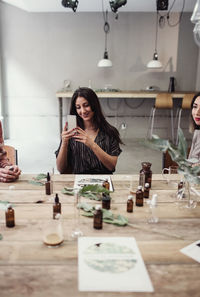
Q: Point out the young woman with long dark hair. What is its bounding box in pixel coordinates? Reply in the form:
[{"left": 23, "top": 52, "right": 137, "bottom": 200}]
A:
[
  {"left": 188, "top": 92, "right": 200, "bottom": 163},
  {"left": 56, "top": 87, "right": 122, "bottom": 174}
]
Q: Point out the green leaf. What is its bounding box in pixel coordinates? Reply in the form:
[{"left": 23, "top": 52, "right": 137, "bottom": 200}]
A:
[
  {"left": 177, "top": 128, "right": 188, "bottom": 158},
  {"left": 0, "top": 200, "right": 11, "bottom": 210},
  {"left": 102, "top": 209, "right": 114, "bottom": 220},
  {"left": 78, "top": 202, "right": 94, "bottom": 212},
  {"left": 82, "top": 212, "right": 94, "bottom": 217},
  {"left": 80, "top": 184, "right": 110, "bottom": 194},
  {"left": 35, "top": 173, "right": 47, "bottom": 180},
  {"left": 78, "top": 202, "right": 129, "bottom": 227},
  {"left": 62, "top": 187, "right": 74, "bottom": 195},
  {"left": 28, "top": 180, "right": 44, "bottom": 186}
]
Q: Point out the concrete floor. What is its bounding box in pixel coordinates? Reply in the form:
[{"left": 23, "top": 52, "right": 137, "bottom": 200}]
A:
[{"left": 5, "top": 138, "right": 163, "bottom": 175}]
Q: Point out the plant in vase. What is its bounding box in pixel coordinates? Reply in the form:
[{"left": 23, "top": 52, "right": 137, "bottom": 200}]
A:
[{"left": 144, "top": 128, "right": 200, "bottom": 208}]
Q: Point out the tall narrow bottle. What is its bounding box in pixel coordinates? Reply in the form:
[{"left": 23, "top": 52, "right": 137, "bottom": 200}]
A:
[
  {"left": 127, "top": 195, "right": 133, "bottom": 213},
  {"left": 93, "top": 205, "right": 103, "bottom": 230},
  {"left": 5, "top": 204, "right": 15, "bottom": 228},
  {"left": 102, "top": 193, "right": 111, "bottom": 210},
  {"left": 136, "top": 185, "right": 143, "bottom": 207},
  {"left": 144, "top": 183, "right": 150, "bottom": 199},
  {"left": 53, "top": 193, "right": 61, "bottom": 219},
  {"left": 45, "top": 172, "right": 52, "bottom": 195}
]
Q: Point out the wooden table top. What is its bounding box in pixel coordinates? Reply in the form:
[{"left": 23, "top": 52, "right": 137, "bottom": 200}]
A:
[{"left": 0, "top": 174, "right": 199, "bottom": 297}]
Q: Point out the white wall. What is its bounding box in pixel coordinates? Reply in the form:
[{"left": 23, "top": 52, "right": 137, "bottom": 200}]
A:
[{"left": 0, "top": 2, "right": 199, "bottom": 172}]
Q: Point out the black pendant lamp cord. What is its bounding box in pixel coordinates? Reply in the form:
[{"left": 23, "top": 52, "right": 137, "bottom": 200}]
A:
[
  {"left": 155, "top": 11, "right": 159, "bottom": 54},
  {"left": 104, "top": 11, "right": 110, "bottom": 52}
]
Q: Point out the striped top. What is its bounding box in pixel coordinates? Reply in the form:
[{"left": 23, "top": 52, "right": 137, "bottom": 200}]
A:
[{"left": 55, "top": 130, "right": 122, "bottom": 174}]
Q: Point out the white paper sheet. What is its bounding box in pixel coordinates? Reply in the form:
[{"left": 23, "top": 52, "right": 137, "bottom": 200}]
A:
[
  {"left": 180, "top": 240, "right": 200, "bottom": 263},
  {"left": 74, "top": 175, "right": 114, "bottom": 192},
  {"left": 78, "top": 237, "right": 154, "bottom": 292}
]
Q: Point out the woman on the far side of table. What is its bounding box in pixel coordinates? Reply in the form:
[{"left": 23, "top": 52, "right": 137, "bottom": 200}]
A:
[{"left": 188, "top": 92, "right": 200, "bottom": 165}]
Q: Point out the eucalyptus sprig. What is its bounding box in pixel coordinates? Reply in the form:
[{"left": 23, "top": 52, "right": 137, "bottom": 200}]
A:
[
  {"left": 144, "top": 128, "right": 200, "bottom": 184},
  {"left": 0, "top": 200, "right": 12, "bottom": 210},
  {"left": 28, "top": 173, "right": 47, "bottom": 186},
  {"left": 62, "top": 184, "right": 110, "bottom": 201},
  {"left": 78, "top": 202, "right": 128, "bottom": 226}
]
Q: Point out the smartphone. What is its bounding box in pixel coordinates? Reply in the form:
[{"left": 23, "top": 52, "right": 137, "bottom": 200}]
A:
[{"left": 67, "top": 115, "right": 77, "bottom": 131}]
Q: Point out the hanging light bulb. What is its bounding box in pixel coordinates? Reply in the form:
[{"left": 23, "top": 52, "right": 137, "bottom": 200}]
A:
[
  {"left": 147, "top": 12, "right": 163, "bottom": 69},
  {"left": 98, "top": 11, "right": 112, "bottom": 67}
]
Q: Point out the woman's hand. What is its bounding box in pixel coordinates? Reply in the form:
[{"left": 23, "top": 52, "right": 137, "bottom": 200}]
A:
[
  {"left": 73, "top": 127, "right": 94, "bottom": 148},
  {"left": 0, "top": 165, "right": 21, "bottom": 183},
  {"left": 61, "top": 122, "right": 76, "bottom": 145}
]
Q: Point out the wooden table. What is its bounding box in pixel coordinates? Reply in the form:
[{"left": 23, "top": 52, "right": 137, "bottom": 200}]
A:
[
  {"left": 56, "top": 91, "right": 191, "bottom": 134},
  {"left": 0, "top": 174, "right": 199, "bottom": 297}
]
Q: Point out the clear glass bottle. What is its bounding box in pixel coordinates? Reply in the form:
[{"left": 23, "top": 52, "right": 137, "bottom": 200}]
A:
[
  {"left": 43, "top": 214, "right": 64, "bottom": 247},
  {"left": 127, "top": 195, "right": 133, "bottom": 213},
  {"left": 148, "top": 194, "right": 159, "bottom": 223},
  {"left": 102, "top": 193, "right": 111, "bottom": 210},
  {"left": 144, "top": 183, "right": 150, "bottom": 199},
  {"left": 136, "top": 185, "right": 143, "bottom": 207},
  {"left": 140, "top": 162, "right": 152, "bottom": 188},
  {"left": 71, "top": 189, "right": 83, "bottom": 239},
  {"left": 5, "top": 204, "right": 15, "bottom": 228},
  {"left": 53, "top": 193, "right": 61, "bottom": 219},
  {"left": 93, "top": 205, "right": 103, "bottom": 230}
]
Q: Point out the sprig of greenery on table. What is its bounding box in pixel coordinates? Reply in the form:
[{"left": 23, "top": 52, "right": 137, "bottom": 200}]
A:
[
  {"left": 28, "top": 173, "right": 47, "bottom": 186},
  {"left": 0, "top": 200, "right": 12, "bottom": 210},
  {"left": 62, "top": 184, "right": 110, "bottom": 200},
  {"left": 144, "top": 128, "right": 200, "bottom": 184},
  {"left": 78, "top": 202, "right": 128, "bottom": 226}
]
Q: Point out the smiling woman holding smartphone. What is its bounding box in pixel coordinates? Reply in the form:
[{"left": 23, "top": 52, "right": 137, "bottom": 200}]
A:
[{"left": 55, "top": 87, "right": 123, "bottom": 174}]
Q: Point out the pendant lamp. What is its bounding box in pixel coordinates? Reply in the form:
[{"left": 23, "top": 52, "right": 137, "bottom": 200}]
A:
[
  {"left": 147, "top": 12, "right": 162, "bottom": 69},
  {"left": 191, "top": 0, "right": 200, "bottom": 47},
  {"left": 98, "top": 10, "right": 112, "bottom": 67}
]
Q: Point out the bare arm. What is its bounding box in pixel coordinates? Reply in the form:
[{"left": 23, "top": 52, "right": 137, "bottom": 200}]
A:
[{"left": 74, "top": 127, "right": 118, "bottom": 171}]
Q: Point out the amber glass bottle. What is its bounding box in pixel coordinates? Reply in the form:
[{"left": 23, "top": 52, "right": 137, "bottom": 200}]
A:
[
  {"left": 136, "top": 185, "right": 143, "bottom": 207},
  {"left": 93, "top": 205, "right": 103, "bottom": 229},
  {"left": 140, "top": 162, "right": 152, "bottom": 188},
  {"left": 102, "top": 193, "right": 111, "bottom": 210},
  {"left": 45, "top": 172, "right": 52, "bottom": 195},
  {"left": 178, "top": 180, "right": 184, "bottom": 190},
  {"left": 53, "top": 193, "right": 61, "bottom": 219},
  {"left": 127, "top": 195, "right": 133, "bottom": 213},
  {"left": 102, "top": 179, "right": 110, "bottom": 190},
  {"left": 143, "top": 183, "right": 150, "bottom": 199},
  {"left": 5, "top": 204, "right": 15, "bottom": 228}
]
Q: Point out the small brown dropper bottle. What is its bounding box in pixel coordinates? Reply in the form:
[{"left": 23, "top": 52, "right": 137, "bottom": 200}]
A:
[
  {"left": 136, "top": 185, "right": 144, "bottom": 207},
  {"left": 127, "top": 195, "right": 133, "bottom": 213},
  {"left": 102, "top": 192, "right": 111, "bottom": 210},
  {"left": 45, "top": 172, "right": 52, "bottom": 195},
  {"left": 5, "top": 204, "right": 15, "bottom": 228},
  {"left": 144, "top": 183, "right": 150, "bottom": 199},
  {"left": 53, "top": 193, "right": 61, "bottom": 219},
  {"left": 103, "top": 179, "right": 110, "bottom": 190},
  {"left": 93, "top": 205, "right": 103, "bottom": 229}
]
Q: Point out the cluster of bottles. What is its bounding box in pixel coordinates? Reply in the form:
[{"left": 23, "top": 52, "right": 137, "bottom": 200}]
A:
[
  {"left": 93, "top": 179, "right": 111, "bottom": 230},
  {"left": 127, "top": 162, "right": 158, "bottom": 223}
]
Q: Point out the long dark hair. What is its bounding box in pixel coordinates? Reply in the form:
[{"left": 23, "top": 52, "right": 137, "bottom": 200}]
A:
[
  {"left": 190, "top": 92, "right": 200, "bottom": 132},
  {"left": 70, "top": 87, "right": 123, "bottom": 144}
]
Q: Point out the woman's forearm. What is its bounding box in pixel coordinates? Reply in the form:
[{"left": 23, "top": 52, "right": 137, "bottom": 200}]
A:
[
  {"left": 91, "top": 142, "right": 118, "bottom": 171},
  {"left": 56, "top": 142, "right": 70, "bottom": 173}
]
